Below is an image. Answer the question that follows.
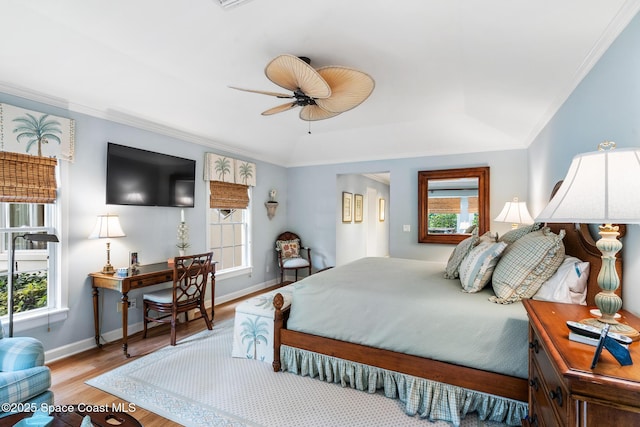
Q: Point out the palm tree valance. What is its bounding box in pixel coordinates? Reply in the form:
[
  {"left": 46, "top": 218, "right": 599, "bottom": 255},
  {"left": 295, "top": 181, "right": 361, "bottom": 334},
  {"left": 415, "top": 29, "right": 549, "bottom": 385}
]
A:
[
  {"left": 204, "top": 153, "right": 256, "bottom": 186},
  {"left": 0, "top": 103, "right": 75, "bottom": 162}
]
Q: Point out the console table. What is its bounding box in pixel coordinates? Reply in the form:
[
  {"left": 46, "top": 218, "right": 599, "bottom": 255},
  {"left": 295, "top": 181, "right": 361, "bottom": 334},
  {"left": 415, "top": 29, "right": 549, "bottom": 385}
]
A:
[{"left": 89, "top": 261, "right": 216, "bottom": 357}]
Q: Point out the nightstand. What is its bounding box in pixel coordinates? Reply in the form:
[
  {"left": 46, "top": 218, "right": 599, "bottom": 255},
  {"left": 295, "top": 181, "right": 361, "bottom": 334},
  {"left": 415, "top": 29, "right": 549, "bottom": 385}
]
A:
[{"left": 523, "top": 299, "right": 640, "bottom": 426}]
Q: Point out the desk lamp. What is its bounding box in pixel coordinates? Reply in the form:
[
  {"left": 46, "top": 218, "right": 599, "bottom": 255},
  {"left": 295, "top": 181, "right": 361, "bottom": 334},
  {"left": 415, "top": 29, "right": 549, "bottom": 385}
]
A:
[
  {"left": 8, "top": 232, "right": 59, "bottom": 337},
  {"left": 89, "top": 214, "right": 126, "bottom": 274},
  {"left": 494, "top": 197, "right": 534, "bottom": 229},
  {"left": 536, "top": 141, "right": 640, "bottom": 340}
]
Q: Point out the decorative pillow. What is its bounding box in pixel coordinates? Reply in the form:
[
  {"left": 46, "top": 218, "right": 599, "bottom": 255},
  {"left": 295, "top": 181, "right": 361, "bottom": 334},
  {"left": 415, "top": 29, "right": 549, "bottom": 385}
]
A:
[
  {"left": 444, "top": 231, "right": 480, "bottom": 279},
  {"left": 276, "top": 239, "right": 301, "bottom": 259},
  {"left": 459, "top": 241, "right": 508, "bottom": 292},
  {"left": 490, "top": 228, "right": 566, "bottom": 304},
  {"left": 533, "top": 256, "right": 590, "bottom": 305},
  {"left": 498, "top": 223, "right": 542, "bottom": 245}
]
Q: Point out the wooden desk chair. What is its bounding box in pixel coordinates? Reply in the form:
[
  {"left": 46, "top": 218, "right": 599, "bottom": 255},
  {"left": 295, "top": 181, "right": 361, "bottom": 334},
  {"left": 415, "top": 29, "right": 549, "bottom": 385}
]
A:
[
  {"left": 276, "top": 231, "right": 312, "bottom": 283},
  {"left": 142, "top": 252, "right": 213, "bottom": 346}
]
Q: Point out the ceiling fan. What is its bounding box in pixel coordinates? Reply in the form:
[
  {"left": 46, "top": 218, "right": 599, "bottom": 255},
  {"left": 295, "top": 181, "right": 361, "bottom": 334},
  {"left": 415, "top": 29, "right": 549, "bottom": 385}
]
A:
[{"left": 230, "top": 54, "right": 375, "bottom": 121}]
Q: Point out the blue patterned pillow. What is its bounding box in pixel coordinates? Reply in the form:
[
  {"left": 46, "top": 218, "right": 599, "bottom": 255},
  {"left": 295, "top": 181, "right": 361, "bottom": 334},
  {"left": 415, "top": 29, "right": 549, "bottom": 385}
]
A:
[{"left": 459, "top": 241, "right": 507, "bottom": 292}]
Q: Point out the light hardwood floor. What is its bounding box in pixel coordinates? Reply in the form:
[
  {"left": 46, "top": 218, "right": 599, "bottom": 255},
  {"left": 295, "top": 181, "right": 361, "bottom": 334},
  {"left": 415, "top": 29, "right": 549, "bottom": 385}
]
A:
[{"left": 47, "top": 284, "right": 286, "bottom": 427}]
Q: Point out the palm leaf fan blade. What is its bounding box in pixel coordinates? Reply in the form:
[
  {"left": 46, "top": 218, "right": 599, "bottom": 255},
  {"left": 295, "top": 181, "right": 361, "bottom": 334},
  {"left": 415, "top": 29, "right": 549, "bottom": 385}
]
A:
[
  {"left": 265, "top": 54, "right": 331, "bottom": 99},
  {"left": 314, "top": 67, "right": 375, "bottom": 113},
  {"left": 229, "top": 86, "right": 293, "bottom": 98},
  {"left": 262, "top": 102, "right": 297, "bottom": 116},
  {"left": 300, "top": 105, "right": 341, "bottom": 121}
]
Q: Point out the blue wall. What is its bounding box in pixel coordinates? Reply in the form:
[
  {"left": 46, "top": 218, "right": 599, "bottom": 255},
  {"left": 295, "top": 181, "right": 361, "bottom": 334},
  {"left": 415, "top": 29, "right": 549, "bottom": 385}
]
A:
[
  {"left": 528, "top": 11, "right": 640, "bottom": 316},
  {"left": 0, "top": 92, "right": 289, "bottom": 354},
  {"left": 287, "top": 149, "right": 529, "bottom": 266}
]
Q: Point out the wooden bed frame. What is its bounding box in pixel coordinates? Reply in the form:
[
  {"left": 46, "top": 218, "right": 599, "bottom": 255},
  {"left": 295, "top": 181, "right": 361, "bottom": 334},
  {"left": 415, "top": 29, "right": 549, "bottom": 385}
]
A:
[{"left": 271, "top": 222, "right": 624, "bottom": 403}]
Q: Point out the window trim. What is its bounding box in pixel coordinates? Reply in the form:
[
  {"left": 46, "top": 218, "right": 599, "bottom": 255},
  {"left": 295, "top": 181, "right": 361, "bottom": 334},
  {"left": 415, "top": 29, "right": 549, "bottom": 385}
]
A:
[{"left": 0, "top": 160, "right": 68, "bottom": 334}]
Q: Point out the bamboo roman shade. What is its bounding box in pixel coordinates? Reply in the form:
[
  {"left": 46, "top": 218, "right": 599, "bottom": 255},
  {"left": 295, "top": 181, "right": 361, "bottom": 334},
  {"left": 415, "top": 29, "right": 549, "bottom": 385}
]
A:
[
  {"left": 209, "top": 181, "right": 249, "bottom": 209},
  {"left": 0, "top": 152, "right": 57, "bottom": 203},
  {"left": 429, "top": 197, "right": 478, "bottom": 214}
]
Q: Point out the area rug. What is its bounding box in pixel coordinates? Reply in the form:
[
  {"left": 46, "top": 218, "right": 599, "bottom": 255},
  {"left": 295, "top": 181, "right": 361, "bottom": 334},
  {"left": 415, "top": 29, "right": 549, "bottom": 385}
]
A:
[{"left": 86, "top": 320, "right": 507, "bottom": 427}]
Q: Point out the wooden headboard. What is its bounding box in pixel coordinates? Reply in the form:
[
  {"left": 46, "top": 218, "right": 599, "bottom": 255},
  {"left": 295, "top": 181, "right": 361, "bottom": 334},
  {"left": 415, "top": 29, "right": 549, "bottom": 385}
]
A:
[{"left": 546, "top": 222, "right": 623, "bottom": 307}]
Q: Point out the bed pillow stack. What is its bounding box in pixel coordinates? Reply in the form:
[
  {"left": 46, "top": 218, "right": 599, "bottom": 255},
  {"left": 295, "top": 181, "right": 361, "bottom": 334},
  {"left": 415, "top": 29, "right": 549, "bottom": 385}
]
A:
[
  {"left": 444, "top": 221, "right": 588, "bottom": 304},
  {"left": 490, "top": 227, "right": 566, "bottom": 304}
]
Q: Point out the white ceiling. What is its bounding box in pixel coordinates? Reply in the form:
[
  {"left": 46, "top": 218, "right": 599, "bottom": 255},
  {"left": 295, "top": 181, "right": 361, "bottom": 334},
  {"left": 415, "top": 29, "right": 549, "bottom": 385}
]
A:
[{"left": 1, "top": 0, "right": 639, "bottom": 167}]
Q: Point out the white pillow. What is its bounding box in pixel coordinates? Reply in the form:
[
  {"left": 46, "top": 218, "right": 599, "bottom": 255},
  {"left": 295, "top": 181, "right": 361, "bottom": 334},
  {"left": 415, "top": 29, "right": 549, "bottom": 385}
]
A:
[
  {"left": 533, "top": 256, "right": 590, "bottom": 305},
  {"left": 459, "top": 241, "right": 507, "bottom": 293}
]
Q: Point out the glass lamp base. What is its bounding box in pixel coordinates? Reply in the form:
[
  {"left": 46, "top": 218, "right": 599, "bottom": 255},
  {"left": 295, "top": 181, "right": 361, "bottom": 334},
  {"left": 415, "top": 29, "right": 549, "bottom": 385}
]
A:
[{"left": 581, "top": 317, "right": 640, "bottom": 341}]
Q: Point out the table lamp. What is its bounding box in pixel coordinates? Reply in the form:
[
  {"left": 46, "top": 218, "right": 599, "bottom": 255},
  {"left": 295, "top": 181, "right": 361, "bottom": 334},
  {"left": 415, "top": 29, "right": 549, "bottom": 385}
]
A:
[
  {"left": 8, "top": 232, "right": 59, "bottom": 337},
  {"left": 89, "top": 214, "right": 126, "bottom": 274},
  {"left": 536, "top": 141, "right": 640, "bottom": 340},
  {"left": 494, "top": 197, "right": 534, "bottom": 229}
]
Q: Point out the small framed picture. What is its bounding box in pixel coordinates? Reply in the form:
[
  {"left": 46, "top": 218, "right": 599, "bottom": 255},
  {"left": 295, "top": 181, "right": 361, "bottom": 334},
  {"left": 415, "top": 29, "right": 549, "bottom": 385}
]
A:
[
  {"left": 129, "top": 251, "right": 139, "bottom": 269},
  {"left": 379, "top": 198, "right": 386, "bottom": 222},
  {"left": 342, "top": 192, "right": 353, "bottom": 223},
  {"left": 354, "top": 194, "right": 363, "bottom": 223}
]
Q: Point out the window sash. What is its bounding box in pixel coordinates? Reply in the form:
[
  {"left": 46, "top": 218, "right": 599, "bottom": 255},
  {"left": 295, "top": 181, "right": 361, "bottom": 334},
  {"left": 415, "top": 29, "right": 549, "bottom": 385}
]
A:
[{"left": 0, "top": 203, "right": 57, "bottom": 317}]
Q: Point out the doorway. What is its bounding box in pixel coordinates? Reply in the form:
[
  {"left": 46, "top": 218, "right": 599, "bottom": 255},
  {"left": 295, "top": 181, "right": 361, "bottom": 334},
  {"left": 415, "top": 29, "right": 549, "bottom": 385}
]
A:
[{"left": 336, "top": 173, "right": 390, "bottom": 265}]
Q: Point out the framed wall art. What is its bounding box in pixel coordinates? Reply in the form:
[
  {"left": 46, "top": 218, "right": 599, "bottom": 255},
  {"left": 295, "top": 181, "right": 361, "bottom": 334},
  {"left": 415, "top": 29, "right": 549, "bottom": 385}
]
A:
[
  {"left": 354, "top": 194, "right": 363, "bottom": 223},
  {"left": 130, "top": 251, "right": 140, "bottom": 269},
  {"left": 342, "top": 192, "right": 353, "bottom": 223}
]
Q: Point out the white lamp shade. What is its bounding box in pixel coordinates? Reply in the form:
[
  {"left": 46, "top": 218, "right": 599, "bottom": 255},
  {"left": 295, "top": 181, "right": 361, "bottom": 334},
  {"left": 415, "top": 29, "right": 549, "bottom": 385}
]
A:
[
  {"left": 89, "top": 214, "right": 126, "bottom": 239},
  {"left": 536, "top": 147, "right": 640, "bottom": 224},
  {"left": 494, "top": 199, "right": 534, "bottom": 225}
]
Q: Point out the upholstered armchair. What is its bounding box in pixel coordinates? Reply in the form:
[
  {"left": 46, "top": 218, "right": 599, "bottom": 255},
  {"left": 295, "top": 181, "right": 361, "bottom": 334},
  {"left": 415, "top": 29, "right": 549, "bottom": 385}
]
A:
[
  {"left": 0, "top": 319, "right": 53, "bottom": 418},
  {"left": 275, "top": 231, "right": 312, "bottom": 283}
]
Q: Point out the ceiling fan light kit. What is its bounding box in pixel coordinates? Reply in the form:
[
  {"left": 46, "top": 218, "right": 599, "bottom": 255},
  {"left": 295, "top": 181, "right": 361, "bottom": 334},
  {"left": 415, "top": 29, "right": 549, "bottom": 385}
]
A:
[{"left": 231, "top": 54, "right": 374, "bottom": 121}]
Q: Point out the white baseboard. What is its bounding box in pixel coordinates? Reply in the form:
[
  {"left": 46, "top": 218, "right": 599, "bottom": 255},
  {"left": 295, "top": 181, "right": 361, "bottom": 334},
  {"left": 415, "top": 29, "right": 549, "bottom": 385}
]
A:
[
  {"left": 213, "top": 278, "right": 279, "bottom": 305},
  {"left": 44, "top": 278, "right": 280, "bottom": 363}
]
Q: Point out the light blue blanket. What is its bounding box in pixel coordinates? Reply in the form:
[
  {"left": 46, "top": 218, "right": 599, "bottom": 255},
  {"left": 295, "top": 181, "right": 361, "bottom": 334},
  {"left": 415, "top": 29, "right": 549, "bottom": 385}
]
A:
[{"left": 287, "top": 257, "right": 529, "bottom": 379}]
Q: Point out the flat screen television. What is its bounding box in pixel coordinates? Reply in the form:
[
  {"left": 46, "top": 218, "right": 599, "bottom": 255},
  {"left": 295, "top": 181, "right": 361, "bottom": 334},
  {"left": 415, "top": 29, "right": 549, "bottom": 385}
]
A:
[{"left": 106, "top": 142, "right": 196, "bottom": 207}]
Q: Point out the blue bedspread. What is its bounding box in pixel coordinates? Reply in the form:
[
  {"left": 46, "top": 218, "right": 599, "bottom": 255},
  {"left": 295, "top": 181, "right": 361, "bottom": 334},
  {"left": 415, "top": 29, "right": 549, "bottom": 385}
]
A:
[{"left": 286, "top": 257, "right": 529, "bottom": 379}]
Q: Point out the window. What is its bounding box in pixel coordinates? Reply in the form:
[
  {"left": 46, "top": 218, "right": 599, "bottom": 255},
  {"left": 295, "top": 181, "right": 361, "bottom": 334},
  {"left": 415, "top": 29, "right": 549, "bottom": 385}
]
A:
[
  {"left": 0, "top": 203, "right": 59, "bottom": 318},
  {"left": 207, "top": 204, "right": 252, "bottom": 277}
]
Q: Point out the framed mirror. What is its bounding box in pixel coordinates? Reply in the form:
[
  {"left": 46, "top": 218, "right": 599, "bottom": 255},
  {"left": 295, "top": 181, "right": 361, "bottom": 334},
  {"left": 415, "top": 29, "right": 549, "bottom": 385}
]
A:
[{"left": 418, "top": 167, "right": 490, "bottom": 244}]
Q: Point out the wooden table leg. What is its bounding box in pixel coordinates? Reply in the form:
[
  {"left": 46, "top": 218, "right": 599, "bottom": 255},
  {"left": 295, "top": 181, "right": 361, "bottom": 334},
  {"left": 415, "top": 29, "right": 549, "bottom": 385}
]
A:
[
  {"left": 121, "top": 292, "right": 130, "bottom": 358},
  {"left": 92, "top": 286, "right": 102, "bottom": 348}
]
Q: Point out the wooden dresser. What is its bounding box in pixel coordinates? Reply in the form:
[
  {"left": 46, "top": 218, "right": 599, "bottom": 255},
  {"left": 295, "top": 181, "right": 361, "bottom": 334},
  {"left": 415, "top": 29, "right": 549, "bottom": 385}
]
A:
[{"left": 523, "top": 299, "right": 640, "bottom": 426}]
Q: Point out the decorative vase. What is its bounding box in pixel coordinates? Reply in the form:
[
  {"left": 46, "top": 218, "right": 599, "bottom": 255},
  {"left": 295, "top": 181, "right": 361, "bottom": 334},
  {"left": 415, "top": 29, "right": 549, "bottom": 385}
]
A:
[{"left": 178, "top": 249, "right": 185, "bottom": 257}]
